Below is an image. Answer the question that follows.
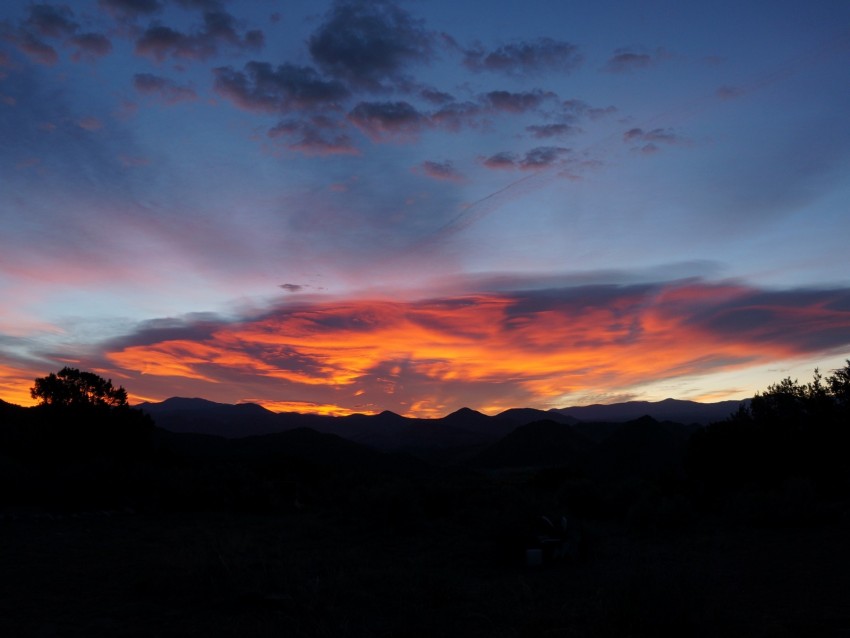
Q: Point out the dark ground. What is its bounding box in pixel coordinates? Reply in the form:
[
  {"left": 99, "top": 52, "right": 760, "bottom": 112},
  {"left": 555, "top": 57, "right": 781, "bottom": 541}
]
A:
[{"left": 2, "top": 504, "right": 850, "bottom": 638}]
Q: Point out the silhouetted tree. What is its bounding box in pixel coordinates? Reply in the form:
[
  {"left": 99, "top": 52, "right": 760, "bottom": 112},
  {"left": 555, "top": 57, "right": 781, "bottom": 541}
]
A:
[
  {"left": 25, "top": 367, "right": 153, "bottom": 464},
  {"left": 31, "top": 367, "right": 128, "bottom": 409},
  {"left": 687, "top": 361, "right": 850, "bottom": 498}
]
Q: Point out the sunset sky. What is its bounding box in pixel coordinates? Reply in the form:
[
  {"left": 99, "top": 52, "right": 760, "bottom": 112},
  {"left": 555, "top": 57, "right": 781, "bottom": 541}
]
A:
[{"left": 2, "top": 0, "right": 849, "bottom": 417}]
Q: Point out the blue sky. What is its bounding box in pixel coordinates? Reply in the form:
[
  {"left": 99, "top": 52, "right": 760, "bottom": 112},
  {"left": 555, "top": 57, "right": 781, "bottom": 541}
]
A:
[{"left": 2, "top": 0, "right": 849, "bottom": 415}]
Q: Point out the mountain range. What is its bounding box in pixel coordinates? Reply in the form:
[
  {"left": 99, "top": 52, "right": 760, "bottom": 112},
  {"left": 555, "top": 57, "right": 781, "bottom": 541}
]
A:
[{"left": 136, "top": 397, "right": 742, "bottom": 452}]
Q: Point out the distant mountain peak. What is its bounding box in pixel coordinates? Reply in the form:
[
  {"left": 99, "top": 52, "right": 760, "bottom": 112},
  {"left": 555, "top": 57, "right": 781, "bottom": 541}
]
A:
[{"left": 445, "top": 406, "right": 486, "bottom": 419}]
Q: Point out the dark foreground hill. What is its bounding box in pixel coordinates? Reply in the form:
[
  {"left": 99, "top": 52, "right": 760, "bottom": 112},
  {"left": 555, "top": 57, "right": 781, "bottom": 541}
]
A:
[
  {"left": 471, "top": 419, "right": 593, "bottom": 469},
  {"left": 552, "top": 397, "right": 744, "bottom": 424}
]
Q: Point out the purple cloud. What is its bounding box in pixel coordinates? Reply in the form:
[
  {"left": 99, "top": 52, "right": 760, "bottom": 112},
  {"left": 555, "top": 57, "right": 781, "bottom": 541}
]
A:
[
  {"left": 604, "top": 47, "right": 667, "bottom": 73},
  {"left": 417, "top": 160, "right": 465, "bottom": 182},
  {"left": 481, "top": 89, "right": 556, "bottom": 114},
  {"left": 482, "top": 151, "right": 519, "bottom": 170},
  {"left": 308, "top": 0, "right": 434, "bottom": 92},
  {"left": 24, "top": 4, "right": 78, "bottom": 38},
  {"left": 463, "top": 37, "right": 582, "bottom": 75},
  {"left": 419, "top": 88, "right": 454, "bottom": 105},
  {"left": 134, "top": 73, "right": 197, "bottom": 104},
  {"left": 279, "top": 283, "right": 304, "bottom": 293},
  {"left": 13, "top": 33, "right": 59, "bottom": 65},
  {"left": 482, "top": 147, "right": 570, "bottom": 171},
  {"left": 135, "top": 10, "right": 263, "bottom": 61},
  {"left": 69, "top": 33, "right": 113, "bottom": 61},
  {"left": 98, "top": 0, "right": 163, "bottom": 18},
  {"left": 562, "top": 99, "right": 617, "bottom": 120},
  {"left": 526, "top": 123, "right": 580, "bottom": 139},
  {"left": 214, "top": 62, "right": 349, "bottom": 113},
  {"left": 348, "top": 101, "right": 428, "bottom": 140},
  {"left": 519, "top": 146, "right": 571, "bottom": 169},
  {"left": 623, "top": 127, "right": 690, "bottom": 154},
  {"left": 429, "top": 101, "right": 484, "bottom": 132},
  {"left": 268, "top": 117, "right": 359, "bottom": 156}
]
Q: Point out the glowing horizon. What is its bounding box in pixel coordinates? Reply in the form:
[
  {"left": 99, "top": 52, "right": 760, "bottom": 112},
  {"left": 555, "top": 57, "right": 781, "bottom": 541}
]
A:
[{"left": 1, "top": 1, "right": 849, "bottom": 417}]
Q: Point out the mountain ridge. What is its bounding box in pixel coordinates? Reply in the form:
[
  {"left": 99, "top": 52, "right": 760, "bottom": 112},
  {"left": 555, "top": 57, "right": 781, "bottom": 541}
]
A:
[{"left": 133, "top": 396, "right": 745, "bottom": 450}]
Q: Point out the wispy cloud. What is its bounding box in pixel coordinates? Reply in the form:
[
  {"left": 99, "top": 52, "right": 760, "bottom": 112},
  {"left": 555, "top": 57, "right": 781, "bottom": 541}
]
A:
[
  {"left": 623, "top": 127, "right": 691, "bottom": 154},
  {"left": 416, "top": 160, "right": 465, "bottom": 182},
  {"left": 463, "top": 37, "right": 582, "bottom": 76},
  {"left": 603, "top": 46, "right": 668, "bottom": 73}
]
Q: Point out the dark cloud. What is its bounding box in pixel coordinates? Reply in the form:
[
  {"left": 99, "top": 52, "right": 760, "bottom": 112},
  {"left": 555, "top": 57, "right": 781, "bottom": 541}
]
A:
[
  {"left": 417, "top": 160, "right": 464, "bottom": 182},
  {"left": 133, "top": 73, "right": 197, "bottom": 103},
  {"left": 684, "top": 287, "right": 850, "bottom": 353},
  {"left": 175, "top": 0, "right": 224, "bottom": 9},
  {"left": 520, "top": 146, "right": 571, "bottom": 169},
  {"left": 482, "top": 151, "right": 519, "bottom": 170},
  {"left": 637, "top": 142, "right": 660, "bottom": 155},
  {"left": 214, "top": 62, "right": 349, "bottom": 113},
  {"left": 12, "top": 33, "right": 59, "bottom": 65},
  {"left": 308, "top": 0, "right": 434, "bottom": 92},
  {"left": 481, "top": 89, "right": 555, "bottom": 114},
  {"left": 401, "top": 90, "right": 561, "bottom": 136},
  {"left": 135, "top": 10, "right": 263, "bottom": 61},
  {"left": 69, "top": 33, "right": 113, "bottom": 61},
  {"left": 429, "top": 101, "right": 484, "bottom": 131},
  {"left": 6, "top": 4, "right": 77, "bottom": 66},
  {"left": 604, "top": 47, "right": 667, "bottom": 73},
  {"left": 279, "top": 283, "right": 304, "bottom": 293},
  {"left": 348, "top": 101, "right": 427, "bottom": 140},
  {"left": 25, "top": 4, "right": 78, "bottom": 38},
  {"left": 419, "top": 88, "right": 454, "bottom": 105},
  {"left": 526, "top": 123, "right": 580, "bottom": 139},
  {"left": 482, "top": 147, "right": 570, "bottom": 170},
  {"left": 624, "top": 127, "right": 678, "bottom": 143},
  {"left": 99, "top": 0, "right": 163, "bottom": 18},
  {"left": 463, "top": 37, "right": 581, "bottom": 75},
  {"left": 268, "top": 117, "right": 359, "bottom": 156},
  {"left": 562, "top": 99, "right": 617, "bottom": 120}
]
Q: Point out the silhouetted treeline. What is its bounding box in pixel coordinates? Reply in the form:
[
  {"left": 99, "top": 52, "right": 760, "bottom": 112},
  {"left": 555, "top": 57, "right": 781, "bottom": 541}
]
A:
[
  {"left": 687, "top": 362, "right": 850, "bottom": 503},
  {"left": 2, "top": 363, "right": 850, "bottom": 531}
]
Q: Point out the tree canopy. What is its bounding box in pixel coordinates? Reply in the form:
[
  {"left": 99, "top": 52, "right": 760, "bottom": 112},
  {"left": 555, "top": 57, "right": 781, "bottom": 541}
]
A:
[
  {"left": 30, "top": 367, "right": 129, "bottom": 409},
  {"left": 687, "top": 360, "right": 850, "bottom": 495}
]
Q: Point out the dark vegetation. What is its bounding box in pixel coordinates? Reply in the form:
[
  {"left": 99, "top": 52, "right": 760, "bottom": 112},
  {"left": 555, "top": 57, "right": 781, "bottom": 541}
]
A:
[{"left": 2, "top": 364, "right": 850, "bottom": 636}]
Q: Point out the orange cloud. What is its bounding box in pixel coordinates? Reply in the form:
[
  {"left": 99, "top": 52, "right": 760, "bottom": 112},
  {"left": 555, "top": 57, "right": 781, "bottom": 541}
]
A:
[
  {"left": 0, "top": 363, "right": 42, "bottom": 406},
  {"left": 97, "top": 281, "right": 850, "bottom": 417}
]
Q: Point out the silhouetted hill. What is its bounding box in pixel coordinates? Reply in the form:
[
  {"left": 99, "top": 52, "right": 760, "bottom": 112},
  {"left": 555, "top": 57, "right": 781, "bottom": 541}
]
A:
[
  {"left": 139, "top": 399, "right": 507, "bottom": 451},
  {"left": 441, "top": 407, "right": 519, "bottom": 438},
  {"left": 584, "top": 416, "right": 693, "bottom": 481},
  {"left": 471, "top": 419, "right": 593, "bottom": 469},
  {"left": 138, "top": 397, "right": 286, "bottom": 437},
  {"left": 552, "top": 398, "right": 743, "bottom": 424},
  {"left": 135, "top": 397, "right": 738, "bottom": 455},
  {"left": 496, "top": 408, "right": 579, "bottom": 427},
  {"left": 152, "top": 426, "right": 426, "bottom": 476}
]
